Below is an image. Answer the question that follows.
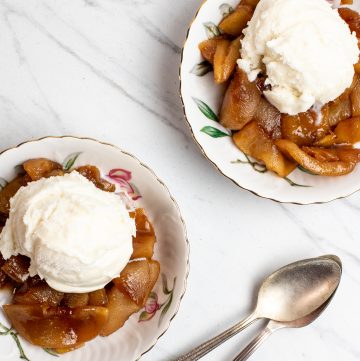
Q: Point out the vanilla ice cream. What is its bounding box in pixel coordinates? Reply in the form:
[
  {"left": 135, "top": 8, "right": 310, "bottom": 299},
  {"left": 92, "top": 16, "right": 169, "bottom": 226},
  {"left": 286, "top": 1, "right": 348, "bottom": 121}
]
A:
[
  {"left": 238, "top": 0, "right": 360, "bottom": 115},
  {"left": 0, "top": 172, "right": 136, "bottom": 293}
]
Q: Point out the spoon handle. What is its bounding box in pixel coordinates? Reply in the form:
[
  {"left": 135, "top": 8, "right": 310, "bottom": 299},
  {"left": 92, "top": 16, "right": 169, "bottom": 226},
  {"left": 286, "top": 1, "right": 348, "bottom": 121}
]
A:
[
  {"left": 174, "top": 313, "right": 257, "bottom": 361},
  {"left": 232, "top": 322, "right": 273, "bottom": 361}
]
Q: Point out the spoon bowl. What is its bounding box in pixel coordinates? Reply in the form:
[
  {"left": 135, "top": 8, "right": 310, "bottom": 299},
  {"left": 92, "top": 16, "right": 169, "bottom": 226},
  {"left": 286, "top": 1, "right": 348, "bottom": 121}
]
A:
[{"left": 255, "top": 256, "right": 341, "bottom": 321}]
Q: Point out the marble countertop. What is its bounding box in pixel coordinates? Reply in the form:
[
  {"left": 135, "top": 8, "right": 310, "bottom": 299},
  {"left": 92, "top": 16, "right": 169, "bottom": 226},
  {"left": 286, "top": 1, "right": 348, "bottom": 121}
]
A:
[{"left": 0, "top": 0, "right": 359, "bottom": 360}]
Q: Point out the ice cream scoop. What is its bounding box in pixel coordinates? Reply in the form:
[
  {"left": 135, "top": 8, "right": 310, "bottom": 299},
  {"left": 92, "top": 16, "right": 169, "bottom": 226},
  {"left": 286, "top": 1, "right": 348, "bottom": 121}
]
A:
[
  {"left": 0, "top": 171, "right": 135, "bottom": 293},
  {"left": 238, "top": 0, "right": 359, "bottom": 115}
]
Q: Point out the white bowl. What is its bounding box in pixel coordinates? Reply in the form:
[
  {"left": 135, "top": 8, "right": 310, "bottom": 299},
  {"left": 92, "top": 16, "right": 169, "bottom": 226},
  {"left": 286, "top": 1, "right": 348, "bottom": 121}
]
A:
[
  {"left": 0, "top": 136, "right": 189, "bottom": 361},
  {"left": 180, "top": 0, "right": 360, "bottom": 204}
]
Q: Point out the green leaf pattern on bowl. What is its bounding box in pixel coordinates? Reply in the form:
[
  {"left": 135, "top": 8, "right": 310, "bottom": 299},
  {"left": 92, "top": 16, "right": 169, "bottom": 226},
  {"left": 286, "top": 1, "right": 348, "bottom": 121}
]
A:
[{"left": 139, "top": 274, "right": 176, "bottom": 327}]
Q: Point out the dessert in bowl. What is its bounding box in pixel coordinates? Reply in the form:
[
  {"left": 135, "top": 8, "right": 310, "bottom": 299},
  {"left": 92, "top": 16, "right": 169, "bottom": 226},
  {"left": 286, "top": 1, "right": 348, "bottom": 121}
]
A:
[
  {"left": 180, "top": 0, "right": 360, "bottom": 203},
  {"left": 0, "top": 137, "right": 188, "bottom": 361}
]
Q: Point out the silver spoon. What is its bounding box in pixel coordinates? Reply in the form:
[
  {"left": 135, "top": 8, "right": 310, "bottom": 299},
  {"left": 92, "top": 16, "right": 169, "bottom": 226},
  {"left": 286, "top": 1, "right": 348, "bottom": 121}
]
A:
[
  {"left": 174, "top": 255, "right": 342, "bottom": 361},
  {"left": 232, "top": 255, "right": 342, "bottom": 361}
]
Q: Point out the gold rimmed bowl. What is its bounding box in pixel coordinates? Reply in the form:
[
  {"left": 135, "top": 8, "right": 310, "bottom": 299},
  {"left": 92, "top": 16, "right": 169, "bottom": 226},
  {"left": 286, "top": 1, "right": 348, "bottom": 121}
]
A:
[
  {"left": 0, "top": 136, "right": 189, "bottom": 361},
  {"left": 180, "top": 0, "right": 360, "bottom": 204}
]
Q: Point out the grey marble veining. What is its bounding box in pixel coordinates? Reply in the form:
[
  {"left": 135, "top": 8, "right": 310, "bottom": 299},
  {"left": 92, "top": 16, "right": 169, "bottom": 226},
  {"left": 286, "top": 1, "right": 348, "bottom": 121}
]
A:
[{"left": 0, "top": 0, "right": 359, "bottom": 360}]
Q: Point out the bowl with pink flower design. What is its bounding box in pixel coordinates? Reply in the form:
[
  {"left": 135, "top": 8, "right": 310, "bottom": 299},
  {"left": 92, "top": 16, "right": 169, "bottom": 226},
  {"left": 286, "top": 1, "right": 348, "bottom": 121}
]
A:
[{"left": 0, "top": 136, "right": 189, "bottom": 361}]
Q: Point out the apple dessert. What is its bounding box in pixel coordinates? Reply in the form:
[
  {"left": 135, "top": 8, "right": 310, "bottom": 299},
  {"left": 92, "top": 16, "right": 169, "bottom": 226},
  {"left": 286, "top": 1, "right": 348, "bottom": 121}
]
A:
[
  {"left": 199, "top": 0, "right": 360, "bottom": 177},
  {"left": 0, "top": 158, "right": 159, "bottom": 353}
]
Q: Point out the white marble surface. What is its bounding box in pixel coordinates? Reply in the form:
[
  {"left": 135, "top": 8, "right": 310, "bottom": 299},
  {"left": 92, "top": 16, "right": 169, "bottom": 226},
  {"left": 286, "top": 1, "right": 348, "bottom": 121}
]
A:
[{"left": 0, "top": 0, "right": 359, "bottom": 360}]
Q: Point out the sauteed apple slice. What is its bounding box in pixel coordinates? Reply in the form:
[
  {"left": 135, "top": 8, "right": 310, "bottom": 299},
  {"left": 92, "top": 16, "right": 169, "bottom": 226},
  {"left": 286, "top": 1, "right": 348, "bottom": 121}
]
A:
[
  {"left": 276, "top": 139, "right": 358, "bottom": 176},
  {"left": 76, "top": 166, "right": 115, "bottom": 192},
  {"left": 131, "top": 208, "right": 156, "bottom": 259},
  {"left": 328, "top": 97, "right": 352, "bottom": 127},
  {"left": 113, "top": 259, "right": 160, "bottom": 307},
  {"left": 338, "top": 7, "right": 360, "bottom": 37},
  {"left": 314, "top": 133, "right": 338, "bottom": 147},
  {"left": 336, "top": 148, "right": 360, "bottom": 162},
  {"left": 0, "top": 254, "right": 7, "bottom": 287},
  {"left": 303, "top": 146, "right": 360, "bottom": 163},
  {"left": 281, "top": 107, "right": 330, "bottom": 146},
  {"left": 0, "top": 176, "right": 28, "bottom": 215},
  {"left": 302, "top": 147, "right": 340, "bottom": 162},
  {"left": 241, "top": 0, "right": 260, "bottom": 8},
  {"left": 198, "top": 36, "right": 227, "bottom": 64},
  {"left": 53, "top": 343, "right": 84, "bottom": 354},
  {"left": 88, "top": 289, "right": 108, "bottom": 307},
  {"left": 233, "top": 121, "right": 297, "bottom": 177},
  {"left": 62, "top": 293, "right": 89, "bottom": 308},
  {"left": 23, "top": 159, "right": 62, "bottom": 181},
  {"left": 1, "top": 255, "right": 30, "bottom": 283},
  {"left": 220, "top": 68, "right": 260, "bottom": 130},
  {"left": 219, "top": 5, "right": 253, "bottom": 36},
  {"left": 13, "top": 281, "right": 63, "bottom": 307},
  {"left": 3, "top": 305, "right": 108, "bottom": 349},
  {"left": 350, "top": 77, "right": 360, "bottom": 116},
  {"left": 214, "top": 37, "right": 241, "bottom": 83},
  {"left": 101, "top": 259, "right": 160, "bottom": 336},
  {"left": 100, "top": 287, "right": 140, "bottom": 336},
  {"left": 253, "top": 98, "right": 281, "bottom": 139},
  {"left": 334, "top": 117, "right": 360, "bottom": 143}
]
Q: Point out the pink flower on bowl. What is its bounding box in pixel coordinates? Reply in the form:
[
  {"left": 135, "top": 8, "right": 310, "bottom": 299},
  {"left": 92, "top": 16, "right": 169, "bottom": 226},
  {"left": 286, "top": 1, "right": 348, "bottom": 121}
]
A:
[
  {"left": 139, "top": 292, "right": 161, "bottom": 322},
  {"left": 107, "top": 168, "right": 141, "bottom": 200}
]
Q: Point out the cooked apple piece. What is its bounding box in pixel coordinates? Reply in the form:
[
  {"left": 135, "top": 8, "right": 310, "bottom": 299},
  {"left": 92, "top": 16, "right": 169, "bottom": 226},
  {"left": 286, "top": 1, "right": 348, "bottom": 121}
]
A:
[
  {"left": 0, "top": 269, "right": 7, "bottom": 288},
  {"left": 276, "top": 139, "right": 357, "bottom": 176},
  {"left": 314, "top": 133, "right": 338, "bottom": 147},
  {"left": 241, "top": 0, "right": 260, "bottom": 8},
  {"left": 0, "top": 176, "right": 28, "bottom": 215},
  {"left": 89, "top": 289, "right": 108, "bottom": 307},
  {"left": 0, "top": 254, "right": 7, "bottom": 287},
  {"left": 302, "top": 147, "right": 339, "bottom": 162},
  {"left": 113, "top": 261, "right": 150, "bottom": 306},
  {"left": 328, "top": 97, "right": 352, "bottom": 127},
  {"left": 253, "top": 98, "right": 282, "bottom": 139},
  {"left": 3, "top": 305, "right": 108, "bottom": 348},
  {"left": 334, "top": 117, "right": 360, "bottom": 144},
  {"left": 132, "top": 233, "right": 156, "bottom": 260},
  {"left": 336, "top": 147, "right": 360, "bottom": 163},
  {"left": 53, "top": 343, "right": 84, "bottom": 354},
  {"left": 220, "top": 68, "right": 261, "bottom": 130},
  {"left": 23, "top": 159, "right": 62, "bottom": 181},
  {"left": 304, "top": 146, "right": 360, "bottom": 163},
  {"left": 233, "top": 121, "right": 297, "bottom": 177},
  {"left": 62, "top": 293, "right": 89, "bottom": 308},
  {"left": 281, "top": 107, "right": 330, "bottom": 146},
  {"left": 338, "top": 73, "right": 359, "bottom": 102},
  {"left": 13, "top": 281, "right": 63, "bottom": 307},
  {"left": 338, "top": 7, "right": 360, "bottom": 38},
  {"left": 133, "top": 208, "right": 152, "bottom": 231},
  {"left": 113, "top": 259, "right": 160, "bottom": 307},
  {"left": 219, "top": 5, "right": 253, "bottom": 36},
  {"left": 198, "top": 36, "right": 227, "bottom": 64},
  {"left": 355, "top": 61, "right": 360, "bottom": 74},
  {"left": 76, "top": 166, "right": 115, "bottom": 192},
  {"left": 100, "top": 287, "right": 140, "bottom": 336},
  {"left": 351, "top": 78, "right": 360, "bottom": 116},
  {"left": 1, "top": 255, "right": 30, "bottom": 283},
  {"left": 214, "top": 37, "right": 241, "bottom": 83},
  {"left": 44, "top": 169, "right": 65, "bottom": 178},
  {"left": 131, "top": 208, "right": 156, "bottom": 259}
]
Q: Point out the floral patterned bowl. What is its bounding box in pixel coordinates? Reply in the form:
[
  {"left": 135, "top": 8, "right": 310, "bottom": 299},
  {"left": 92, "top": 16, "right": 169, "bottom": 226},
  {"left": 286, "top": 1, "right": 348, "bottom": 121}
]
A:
[
  {"left": 180, "top": 0, "right": 360, "bottom": 204},
  {"left": 0, "top": 136, "right": 189, "bottom": 361}
]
